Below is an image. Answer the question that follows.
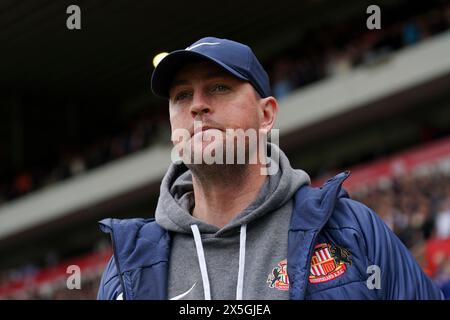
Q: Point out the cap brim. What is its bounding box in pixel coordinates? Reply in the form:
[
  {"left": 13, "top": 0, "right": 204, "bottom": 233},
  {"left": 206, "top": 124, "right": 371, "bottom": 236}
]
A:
[{"left": 151, "top": 50, "right": 249, "bottom": 99}]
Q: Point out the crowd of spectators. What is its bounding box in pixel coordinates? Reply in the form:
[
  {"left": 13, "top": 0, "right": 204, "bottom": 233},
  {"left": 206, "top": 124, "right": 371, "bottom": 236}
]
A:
[
  {"left": 0, "top": 271, "right": 102, "bottom": 300},
  {"left": 1, "top": 1, "right": 449, "bottom": 205},
  {"left": 0, "top": 241, "right": 110, "bottom": 300},
  {"left": 270, "top": 2, "right": 450, "bottom": 98},
  {"left": 1, "top": 0, "right": 450, "bottom": 299},
  {"left": 352, "top": 165, "right": 450, "bottom": 298},
  {"left": 1, "top": 160, "right": 449, "bottom": 299},
  {"left": 0, "top": 114, "right": 171, "bottom": 205}
]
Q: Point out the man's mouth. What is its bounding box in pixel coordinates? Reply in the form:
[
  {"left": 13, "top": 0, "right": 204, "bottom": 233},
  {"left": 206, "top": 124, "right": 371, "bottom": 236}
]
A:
[{"left": 190, "top": 125, "right": 224, "bottom": 137}]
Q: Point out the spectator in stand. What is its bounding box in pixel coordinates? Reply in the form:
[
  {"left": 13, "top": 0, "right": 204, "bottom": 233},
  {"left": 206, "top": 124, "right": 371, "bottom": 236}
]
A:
[
  {"left": 0, "top": 183, "right": 5, "bottom": 205},
  {"left": 403, "top": 19, "right": 421, "bottom": 45},
  {"left": 271, "top": 59, "right": 295, "bottom": 99},
  {"left": 436, "top": 198, "right": 450, "bottom": 239},
  {"left": 69, "top": 155, "right": 86, "bottom": 177},
  {"left": 12, "top": 172, "right": 33, "bottom": 197}
]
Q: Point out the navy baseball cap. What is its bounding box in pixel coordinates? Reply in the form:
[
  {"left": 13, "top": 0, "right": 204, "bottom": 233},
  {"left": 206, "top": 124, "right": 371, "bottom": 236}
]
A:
[{"left": 151, "top": 37, "right": 272, "bottom": 99}]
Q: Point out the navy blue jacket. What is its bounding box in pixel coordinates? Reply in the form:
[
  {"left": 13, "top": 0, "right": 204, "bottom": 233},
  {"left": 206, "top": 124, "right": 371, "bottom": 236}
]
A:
[{"left": 97, "top": 172, "right": 444, "bottom": 300}]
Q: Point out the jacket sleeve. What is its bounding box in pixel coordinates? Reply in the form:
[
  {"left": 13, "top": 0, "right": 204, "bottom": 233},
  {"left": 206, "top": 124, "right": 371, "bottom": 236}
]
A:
[
  {"left": 97, "top": 256, "right": 123, "bottom": 300},
  {"left": 340, "top": 198, "right": 444, "bottom": 300}
]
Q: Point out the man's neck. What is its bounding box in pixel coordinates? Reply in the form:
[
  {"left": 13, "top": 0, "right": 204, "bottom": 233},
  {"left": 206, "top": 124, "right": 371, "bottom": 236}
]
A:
[{"left": 190, "top": 164, "right": 267, "bottom": 228}]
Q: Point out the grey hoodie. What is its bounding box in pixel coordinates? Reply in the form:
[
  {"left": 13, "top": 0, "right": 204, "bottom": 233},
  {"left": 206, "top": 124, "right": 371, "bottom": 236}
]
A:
[{"left": 155, "top": 144, "right": 310, "bottom": 300}]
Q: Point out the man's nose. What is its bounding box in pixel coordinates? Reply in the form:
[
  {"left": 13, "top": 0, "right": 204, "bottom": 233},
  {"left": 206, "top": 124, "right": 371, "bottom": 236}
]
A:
[{"left": 189, "top": 93, "right": 211, "bottom": 118}]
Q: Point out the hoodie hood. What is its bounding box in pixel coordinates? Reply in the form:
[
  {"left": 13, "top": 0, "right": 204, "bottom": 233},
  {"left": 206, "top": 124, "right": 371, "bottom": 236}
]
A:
[{"left": 155, "top": 143, "right": 311, "bottom": 236}]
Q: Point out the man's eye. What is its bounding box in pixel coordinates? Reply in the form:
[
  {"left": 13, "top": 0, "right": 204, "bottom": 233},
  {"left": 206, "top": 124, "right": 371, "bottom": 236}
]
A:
[
  {"left": 174, "top": 91, "right": 191, "bottom": 101},
  {"left": 211, "top": 84, "right": 230, "bottom": 93}
]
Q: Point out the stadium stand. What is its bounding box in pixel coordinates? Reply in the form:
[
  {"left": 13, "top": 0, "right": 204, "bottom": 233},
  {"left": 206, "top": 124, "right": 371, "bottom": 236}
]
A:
[
  {"left": 1, "top": 0, "right": 450, "bottom": 300},
  {"left": 1, "top": 0, "right": 449, "bottom": 204},
  {"left": 1, "top": 136, "right": 450, "bottom": 299}
]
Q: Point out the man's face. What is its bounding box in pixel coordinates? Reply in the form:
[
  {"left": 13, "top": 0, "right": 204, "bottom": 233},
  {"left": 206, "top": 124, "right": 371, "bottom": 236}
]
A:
[{"left": 168, "top": 61, "right": 268, "bottom": 164}]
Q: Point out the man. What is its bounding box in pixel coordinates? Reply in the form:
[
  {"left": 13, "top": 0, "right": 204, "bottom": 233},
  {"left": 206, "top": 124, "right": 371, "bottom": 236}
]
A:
[{"left": 97, "top": 37, "right": 443, "bottom": 300}]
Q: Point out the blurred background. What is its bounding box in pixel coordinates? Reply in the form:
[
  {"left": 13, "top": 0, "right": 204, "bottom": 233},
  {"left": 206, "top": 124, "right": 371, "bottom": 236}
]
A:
[{"left": 0, "top": 0, "right": 450, "bottom": 299}]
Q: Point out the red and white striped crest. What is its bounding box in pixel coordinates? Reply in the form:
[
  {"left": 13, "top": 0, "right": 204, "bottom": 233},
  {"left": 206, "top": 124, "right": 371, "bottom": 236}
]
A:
[
  {"left": 310, "top": 245, "right": 336, "bottom": 276},
  {"left": 309, "top": 243, "right": 349, "bottom": 284}
]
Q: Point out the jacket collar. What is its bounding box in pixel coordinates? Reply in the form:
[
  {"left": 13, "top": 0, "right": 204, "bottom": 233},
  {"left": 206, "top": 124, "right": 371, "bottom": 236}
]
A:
[
  {"left": 288, "top": 171, "right": 350, "bottom": 299},
  {"left": 99, "top": 218, "right": 170, "bottom": 299}
]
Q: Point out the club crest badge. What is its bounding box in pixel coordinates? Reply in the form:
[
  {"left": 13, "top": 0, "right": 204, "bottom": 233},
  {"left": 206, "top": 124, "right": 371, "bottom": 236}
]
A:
[
  {"left": 309, "top": 243, "right": 352, "bottom": 284},
  {"left": 267, "top": 259, "right": 289, "bottom": 291}
]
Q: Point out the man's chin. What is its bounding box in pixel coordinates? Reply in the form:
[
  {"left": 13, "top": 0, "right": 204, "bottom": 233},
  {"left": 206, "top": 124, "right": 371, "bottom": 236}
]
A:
[
  {"left": 181, "top": 139, "right": 226, "bottom": 165},
  {"left": 184, "top": 162, "right": 248, "bottom": 179},
  {"left": 182, "top": 151, "right": 225, "bottom": 166}
]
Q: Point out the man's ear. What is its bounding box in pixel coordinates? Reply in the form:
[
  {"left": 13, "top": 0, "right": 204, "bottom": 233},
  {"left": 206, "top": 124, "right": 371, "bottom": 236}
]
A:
[{"left": 259, "top": 96, "right": 278, "bottom": 132}]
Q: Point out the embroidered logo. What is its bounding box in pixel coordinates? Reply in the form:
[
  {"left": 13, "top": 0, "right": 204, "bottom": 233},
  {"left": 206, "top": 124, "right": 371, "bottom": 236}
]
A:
[
  {"left": 267, "top": 259, "right": 289, "bottom": 291},
  {"left": 309, "top": 243, "right": 352, "bottom": 284}
]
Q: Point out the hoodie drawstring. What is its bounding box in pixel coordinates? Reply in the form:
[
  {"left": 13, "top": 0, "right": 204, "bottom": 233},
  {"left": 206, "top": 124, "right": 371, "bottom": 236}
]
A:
[
  {"left": 190, "top": 224, "right": 247, "bottom": 300},
  {"left": 236, "top": 224, "right": 247, "bottom": 300},
  {"left": 191, "top": 224, "right": 211, "bottom": 300}
]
